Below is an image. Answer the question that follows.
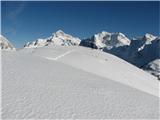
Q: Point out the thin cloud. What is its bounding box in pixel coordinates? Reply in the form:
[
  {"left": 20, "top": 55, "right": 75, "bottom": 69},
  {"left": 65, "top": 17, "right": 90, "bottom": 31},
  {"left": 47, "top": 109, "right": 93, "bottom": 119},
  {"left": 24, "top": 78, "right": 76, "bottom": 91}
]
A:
[
  {"left": 4, "top": 2, "right": 27, "bottom": 36},
  {"left": 4, "top": 28, "right": 17, "bottom": 36},
  {"left": 7, "top": 2, "right": 27, "bottom": 21}
]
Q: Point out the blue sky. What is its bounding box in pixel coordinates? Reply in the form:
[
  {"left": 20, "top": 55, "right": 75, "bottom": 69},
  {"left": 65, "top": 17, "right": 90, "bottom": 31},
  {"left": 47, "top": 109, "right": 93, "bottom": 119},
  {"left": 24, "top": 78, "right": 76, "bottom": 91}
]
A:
[{"left": 1, "top": 1, "right": 159, "bottom": 48}]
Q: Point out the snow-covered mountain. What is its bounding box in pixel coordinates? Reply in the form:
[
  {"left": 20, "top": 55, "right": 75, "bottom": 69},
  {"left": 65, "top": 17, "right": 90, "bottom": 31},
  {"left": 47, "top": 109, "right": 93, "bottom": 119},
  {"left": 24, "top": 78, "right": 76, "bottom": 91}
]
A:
[
  {"left": 107, "top": 34, "right": 159, "bottom": 65},
  {"left": 80, "top": 31, "right": 130, "bottom": 50},
  {"left": 0, "top": 35, "right": 15, "bottom": 50},
  {"left": 24, "top": 30, "right": 81, "bottom": 48}
]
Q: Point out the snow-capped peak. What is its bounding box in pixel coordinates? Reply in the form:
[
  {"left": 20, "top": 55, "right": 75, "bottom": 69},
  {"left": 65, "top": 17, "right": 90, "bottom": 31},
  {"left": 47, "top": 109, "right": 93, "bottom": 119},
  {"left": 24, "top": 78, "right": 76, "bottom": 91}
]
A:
[
  {"left": 0, "top": 35, "right": 15, "bottom": 50},
  {"left": 80, "top": 31, "right": 130, "bottom": 50},
  {"left": 53, "top": 30, "right": 65, "bottom": 36},
  {"left": 134, "top": 33, "right": 157, "bottom": 42},
  {"left": 143, "top": 33, "right": 157, "bottom": 41},
  {"left": 112, "top": 32, "right": 131, "bottom": 45},
  {"left": 130, "top": 33, "right": 158, "bottom": 51},
  {"left": 24, "top": 30, "right": 81, "bottom": 48}
]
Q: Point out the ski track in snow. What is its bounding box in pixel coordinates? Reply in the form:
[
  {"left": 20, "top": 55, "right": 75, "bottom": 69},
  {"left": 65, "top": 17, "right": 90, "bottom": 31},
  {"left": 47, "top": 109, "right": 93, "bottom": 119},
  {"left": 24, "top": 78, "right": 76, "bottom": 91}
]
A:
[{"left": 42, "top": 49, "right": 75, "bottom": 61}]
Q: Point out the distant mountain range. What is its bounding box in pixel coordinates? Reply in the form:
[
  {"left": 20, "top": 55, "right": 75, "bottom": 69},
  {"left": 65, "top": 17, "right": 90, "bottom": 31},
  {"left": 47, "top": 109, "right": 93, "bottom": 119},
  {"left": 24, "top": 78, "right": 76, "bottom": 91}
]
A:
[
  {"left": 1, "top": 30, "right": 159, "bottom": 79},
  {"left": 80, "top": 32, "right": 159, "bottom": 79}
]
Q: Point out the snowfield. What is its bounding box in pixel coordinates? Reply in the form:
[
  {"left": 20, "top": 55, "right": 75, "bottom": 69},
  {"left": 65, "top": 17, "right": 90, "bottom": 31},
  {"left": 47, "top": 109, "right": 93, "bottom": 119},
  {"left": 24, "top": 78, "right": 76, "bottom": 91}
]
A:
[{"left": 1, "top": 46, "right": 159, "bottom": 119}]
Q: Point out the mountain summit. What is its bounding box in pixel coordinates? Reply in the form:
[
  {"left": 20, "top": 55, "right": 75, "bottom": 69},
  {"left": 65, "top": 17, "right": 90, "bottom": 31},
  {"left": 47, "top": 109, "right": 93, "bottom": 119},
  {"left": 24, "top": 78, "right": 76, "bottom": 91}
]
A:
[
  {"left": 80, "top": 31, "right": 130, "bottom": 50},
  {"left": 24, "top": 30, "right": 81, "bottom": 48},
  {"left": 142, "top": 33, "right": 157, "bottom": 41}
]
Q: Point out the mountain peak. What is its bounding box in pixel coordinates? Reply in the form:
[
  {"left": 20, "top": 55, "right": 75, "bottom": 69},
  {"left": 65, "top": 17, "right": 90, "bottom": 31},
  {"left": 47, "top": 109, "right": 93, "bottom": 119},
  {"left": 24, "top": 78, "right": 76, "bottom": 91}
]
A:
[
  {"left": 53, "top": 30, "right": 67, "bottom": 38},
  {"left": 101, "top": 31, "right": 110, "bottom": 35},
  {"left": 24, "top": 31, "right": 81, "bottom": 48},
  {"left": 143, "top": 33, "right": 157, "bottom": 41},
  {"left": 80, "top": 31, "right": 130, "bottom": 49},
  {"left": 55, "top": 30, "right": 65, "bottom": 34},
  {"left": 116, "top": 32, "right": 125, "bottom": 36}
]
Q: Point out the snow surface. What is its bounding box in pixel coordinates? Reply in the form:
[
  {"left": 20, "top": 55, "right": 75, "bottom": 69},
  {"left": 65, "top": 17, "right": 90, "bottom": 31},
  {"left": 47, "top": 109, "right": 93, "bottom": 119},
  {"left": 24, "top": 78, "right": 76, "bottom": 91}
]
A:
[{"left": 2, "top": 46, "right": 159, "bottom": 119}]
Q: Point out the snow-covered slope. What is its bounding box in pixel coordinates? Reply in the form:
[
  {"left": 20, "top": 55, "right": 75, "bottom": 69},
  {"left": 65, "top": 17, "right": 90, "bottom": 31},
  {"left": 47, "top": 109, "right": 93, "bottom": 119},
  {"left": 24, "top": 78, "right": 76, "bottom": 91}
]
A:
[
  {"left": 80, "top": 31, "right": 130, "bottom": 49},
  {"left": 24, "top": 30, "right": 81, "bottom": 48},
  {"left": 0, "top": 35, "right": 15, "bottom": 50},
  {"left": 2, "top": 46, "right": 159, "bottom": 119}
]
